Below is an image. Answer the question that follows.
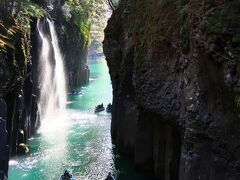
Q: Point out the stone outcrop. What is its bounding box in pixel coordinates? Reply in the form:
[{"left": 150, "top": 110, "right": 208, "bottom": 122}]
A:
[{"left": 104, "top": 0, "right": 240, "bottom": 179}]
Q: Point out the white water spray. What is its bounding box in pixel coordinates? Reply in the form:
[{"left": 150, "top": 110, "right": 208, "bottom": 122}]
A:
[{"left": 37, "top": 19, "right": 67, "bottom": 121}]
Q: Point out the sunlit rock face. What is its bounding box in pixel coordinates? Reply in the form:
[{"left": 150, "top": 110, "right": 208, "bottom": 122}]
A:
[{"left": 104, "top": 0, "right": 240, "bottom": 179}]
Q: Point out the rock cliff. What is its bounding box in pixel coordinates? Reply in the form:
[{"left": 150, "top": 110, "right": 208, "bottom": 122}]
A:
[
  {"left": 32, "top": 0, "right": 90, "bottom": 89},
  {"left": 0, "top": 14, "right": 39, "bottom": 176},
  {"left": 52, "top": 1, "right": 90, "bottom": 88},
  {"left": 0, "top": 0, "right": 91, "bottom": 176},
  {"left": 104, "top": 0, "right": 240, "bottom": 179}
]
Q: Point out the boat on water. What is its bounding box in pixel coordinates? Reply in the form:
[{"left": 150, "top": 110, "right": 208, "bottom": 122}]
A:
[
  {"left": 59, "top": 171, "right": 74, "bottom": 180},
  {"left": 106, "top": 103, "right": 112, "bottom": 113},
  {"left": 68, "top": 90, "right": 82, "bottom": 95},
  {"left": 95, "top": 104, "right": 105, "bottom": 113},
  {"left": 59, "top": 174, "right": 74, "bottom": 180}
]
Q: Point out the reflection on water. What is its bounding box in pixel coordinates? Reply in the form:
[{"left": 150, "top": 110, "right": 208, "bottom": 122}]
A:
[
  {"left": 9, "top": 57, "right": 154, "bottom": 180},
  {"left": 9, "top": 57, "right": 114, "bottom": 180},
  {"left": 9, "top": 109, "right": 114, "bottom": 180}
]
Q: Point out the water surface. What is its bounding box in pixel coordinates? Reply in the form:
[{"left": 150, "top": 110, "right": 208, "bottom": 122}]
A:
[{"left": 9, "top": 57, "right": 153, "bottom": 180}]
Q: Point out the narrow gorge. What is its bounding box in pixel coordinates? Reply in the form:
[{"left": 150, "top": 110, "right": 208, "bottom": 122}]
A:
[
  {"left": 0, "top": 0, "right": 92, "bottom": 177},
  {"left": 1, "top": 0, "right": 240, "bottom": 180}
]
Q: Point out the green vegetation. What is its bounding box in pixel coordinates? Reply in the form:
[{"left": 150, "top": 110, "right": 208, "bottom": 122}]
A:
[
  {"left": 17, "top": 1, "right": 47, "bottom": 30},
  {"left": 0, "top": 0, "right": 47, "bottom": 29},
  {"left": 1, "top": 0, "right": 110, "bottom": 50},
  {"left": 0, "top": 29, "right": 15, "bottom": 52},
  {"left": 0, "top": 1, "right": 38, "bottom": 82},
  {"left": 203, "top": 2, "right": 240, "bottom": 43},
  {"left": 21, "top": 1, "right": 46, "bottom": 17},
  {"left": 235, "top": 94, "right": 240, "bottom": 108},
  {"left": 0, "top": 14, "right": 27, "bottom": 84},
  {"left": 64, "top": 0, "right": 109, "bottom": 44},
  {"left": 232, "top": 34, "right": 240, "bottom": 43}
]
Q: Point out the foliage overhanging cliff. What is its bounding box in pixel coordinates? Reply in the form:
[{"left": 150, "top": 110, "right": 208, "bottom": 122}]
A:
[{"left": 0, "top": 0, "right": 107, "bottom": 176}]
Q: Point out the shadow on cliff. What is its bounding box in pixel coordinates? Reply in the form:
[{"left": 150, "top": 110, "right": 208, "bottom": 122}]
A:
[{"left": 112, "top": 142, "right": 158, "bottom": 180}]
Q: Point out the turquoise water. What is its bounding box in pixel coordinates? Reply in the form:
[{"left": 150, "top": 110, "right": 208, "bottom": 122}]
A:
[{"left": 9, "top": 57, "right": 153, "bottom": 180}]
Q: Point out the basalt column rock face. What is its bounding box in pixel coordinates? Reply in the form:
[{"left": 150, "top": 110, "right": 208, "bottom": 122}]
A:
[
  {"left": 0, "top": 14, "right": 39, "bottom": 174},
  {"left": 104, "top": 0, "right": 240, "bottom": 179},
  {"left": 0, "top": 99, "right": 9, "bottom": 175}
]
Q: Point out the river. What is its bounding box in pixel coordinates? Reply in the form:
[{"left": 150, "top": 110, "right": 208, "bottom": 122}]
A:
[{"left": 9, "top": 57, "right": 153, "bottom": 180}]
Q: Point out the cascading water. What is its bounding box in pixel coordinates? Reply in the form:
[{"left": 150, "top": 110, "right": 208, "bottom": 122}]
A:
[{"left": 37, "top": 19, "right": 67, "bottom": 121}]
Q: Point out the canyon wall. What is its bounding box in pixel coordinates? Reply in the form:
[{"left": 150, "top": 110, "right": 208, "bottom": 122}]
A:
[
  {"left": 0, "top": 14, "right": 40, "bottom": 176},
  {"left": 104, "top": 0, "right": 240, "bottom": 179}
]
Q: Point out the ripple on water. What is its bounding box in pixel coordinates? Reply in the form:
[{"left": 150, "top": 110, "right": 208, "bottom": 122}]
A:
[{"left": 9, "top": 58, "right": 117, "bottom": 180}]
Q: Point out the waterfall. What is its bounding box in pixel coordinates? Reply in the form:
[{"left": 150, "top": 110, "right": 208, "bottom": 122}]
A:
[{"left": 37, "top": 19, "right": 67, "bottom": 121}]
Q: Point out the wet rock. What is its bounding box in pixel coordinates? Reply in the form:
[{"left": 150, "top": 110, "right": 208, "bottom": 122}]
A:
[
  {"left": 30, "top": 94, "right": 40, "bottom": 136},
  {"left": 0, "top": 12, "right": 39, "bottom": 173},
  {"left": 18, "top": 129, "right": 25, "bottom": 145},
  {"left": 17, "top": 143, "right": 29, "bottom": 155}
]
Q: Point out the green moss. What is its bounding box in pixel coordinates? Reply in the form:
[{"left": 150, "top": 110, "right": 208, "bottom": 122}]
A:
[
  {"left": 204, "top": 2, "right": 240, "bottom": 39},
  {"left": 21, "top": 1, "right": 46, "bottom": 17},
  {"left": 79, "top": 21, "right": 90, "bottom": 40},
  {"left": 64, "top": 0, "right": 107, "bottom": 46},
  {"left": 235, "top": 94, "right": 240, "bottom": 108},
  {"left": 232, "top": 34, "right": 240, "bottom": 43},
  {"left": 16, "top": 1, "right": 47, "bottom": 30},
  {"left": 62, "top": 1, "right": 90, "bottom": 45}
]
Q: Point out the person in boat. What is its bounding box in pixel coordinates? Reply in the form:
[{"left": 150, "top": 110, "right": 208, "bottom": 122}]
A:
[
  {"left": 106, "top": 103, "right": 112, "bottom": 112},
  {"left": 61, "top": 170, "right": 71, "bottom": 180},
  {"left": 105, "top": 172, "right": 115, "bottom": 180},
  {"left": 96, "top": 104, "right": 103, "bottom": 109}
]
